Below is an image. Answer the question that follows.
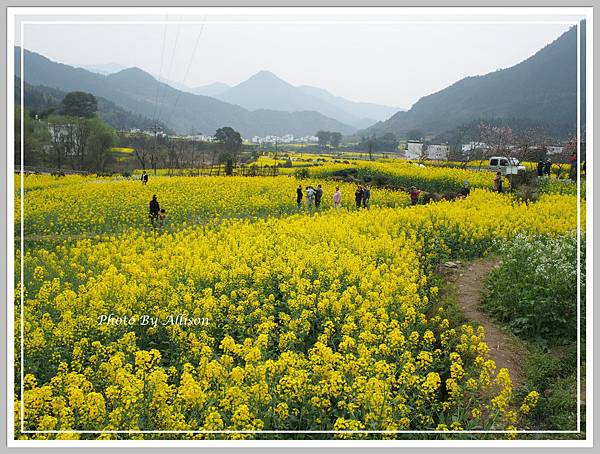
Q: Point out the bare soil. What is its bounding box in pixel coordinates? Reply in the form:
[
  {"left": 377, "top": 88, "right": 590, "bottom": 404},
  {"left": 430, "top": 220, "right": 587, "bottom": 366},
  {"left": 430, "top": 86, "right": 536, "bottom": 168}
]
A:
[{"left": 443, "top": 258, "right": 526, "bottom": 388}]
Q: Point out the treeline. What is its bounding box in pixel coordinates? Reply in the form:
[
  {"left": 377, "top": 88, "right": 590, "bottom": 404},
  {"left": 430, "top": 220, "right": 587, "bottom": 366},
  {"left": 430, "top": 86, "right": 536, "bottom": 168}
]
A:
[
  {"left": 122, "top": 127, "right": 248, "bottom": 175},
  {"left": 15, "top": 89, "right": 255, "bottom": 174},
  {"left": 16, "top": 91, "right": 118, "bottom": 171},
  {"left": 16, "top": 77, "right": 172, "bottom": 133},
  {"left": 355, "top": 133, "right": 400, "bottom": 154}
]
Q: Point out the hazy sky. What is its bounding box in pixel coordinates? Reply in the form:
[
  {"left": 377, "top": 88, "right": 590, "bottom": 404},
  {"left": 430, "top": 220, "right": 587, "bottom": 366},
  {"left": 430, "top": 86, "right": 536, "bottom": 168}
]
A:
[{"left": 19, "top": 14, "right": 574, "bottom": 108}]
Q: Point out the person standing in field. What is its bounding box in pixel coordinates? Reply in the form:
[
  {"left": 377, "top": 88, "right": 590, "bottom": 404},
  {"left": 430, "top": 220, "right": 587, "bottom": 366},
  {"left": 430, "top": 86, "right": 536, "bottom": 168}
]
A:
[
  {"left": 544, "top": 159, "right": 552, "bottom": 177},
  {"left": 149, "top": 194, "right": 160, "bottom": 226},
  {"left": 362, "top": 186, "right": 371, "bottom": 209},
  {"left": 537, "top": 160, "right": 544, "bottom": 177},
  {"left": 409, "top": 186, "right": 421, "bottom": 205},
  {"left": 333, "top": 186, "right": 341, "bottom": 208},
  {"left": 355, "top": 185, "right": 363, "bottom": 209},
  {"left": 306, "top": 186, "right": 316, "bottom": 208},
  {"left": 141, "top": 171, "right": 149, "bottom": 185},
  {"left": 568, "top": 152, "right": 577, "bottom": 181},
  {"left": 296, "top": 184, "right": 303, "bottom": 209},
  {"left": 460, "top": 180, "right": 471, "bottom": 198},
  {"left": 315, "top": 184, "right": 323, "bottom": 209},
  {"left": 493, "top": 172, "right": 504, "bottom": 193}
]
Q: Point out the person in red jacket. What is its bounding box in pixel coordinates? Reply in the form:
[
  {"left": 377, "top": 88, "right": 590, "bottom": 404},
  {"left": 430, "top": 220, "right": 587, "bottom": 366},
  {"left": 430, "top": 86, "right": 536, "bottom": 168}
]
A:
[{"left": 409, "top": 186, "right": 420, "bottom": 205}]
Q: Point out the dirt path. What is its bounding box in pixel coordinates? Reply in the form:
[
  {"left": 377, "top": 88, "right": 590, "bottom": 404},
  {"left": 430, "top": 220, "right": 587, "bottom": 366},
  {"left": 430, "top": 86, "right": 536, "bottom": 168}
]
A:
[{"left": 443, "top": 258, "right": 525, "bottom": 388}]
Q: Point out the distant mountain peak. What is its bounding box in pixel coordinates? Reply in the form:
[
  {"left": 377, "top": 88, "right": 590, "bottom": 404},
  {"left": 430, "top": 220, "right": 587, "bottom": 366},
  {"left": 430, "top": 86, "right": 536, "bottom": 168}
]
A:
[
  {"left": 240, "top": 70, "right": 291, "bottom": 87},
  {"left": 253, "top": 70, "right": 281, "bottom": 78},
  {"left": 110, "top": 66, "right": 149, "bottom": 76},
  {"left": 108, "top": 66, "right": 157, "bottom": 84}
]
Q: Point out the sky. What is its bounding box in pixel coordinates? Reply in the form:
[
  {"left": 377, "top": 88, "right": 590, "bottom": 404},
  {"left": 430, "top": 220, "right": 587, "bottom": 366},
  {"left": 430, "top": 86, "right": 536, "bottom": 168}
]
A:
[{"left": 18, "top": 13, "right": 574, "bottom": 109}]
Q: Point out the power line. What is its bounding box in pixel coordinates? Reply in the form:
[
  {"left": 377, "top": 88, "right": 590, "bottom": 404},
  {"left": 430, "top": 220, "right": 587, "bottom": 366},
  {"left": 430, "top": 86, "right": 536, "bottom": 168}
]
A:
[
  {"left": 151, "top": 16, "right": 169, "bottom": 129},
  {"left": 167, "top": 17, "right": 208, "bottom": 127},
  {"left": 150, "top": 16, "right": 169, "bottom": 175},
  {"left": 156, "top": 15, "right": 182, "bottom": 127}
]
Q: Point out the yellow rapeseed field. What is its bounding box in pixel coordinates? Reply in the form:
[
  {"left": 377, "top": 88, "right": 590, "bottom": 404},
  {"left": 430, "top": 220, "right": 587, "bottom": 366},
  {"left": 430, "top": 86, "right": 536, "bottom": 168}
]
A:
[
  {"left": 17, "top": 174, "right": 409, "bottom": 237},
  {"left": 14, "top": 171, "right": 580, "bottom": 439}
]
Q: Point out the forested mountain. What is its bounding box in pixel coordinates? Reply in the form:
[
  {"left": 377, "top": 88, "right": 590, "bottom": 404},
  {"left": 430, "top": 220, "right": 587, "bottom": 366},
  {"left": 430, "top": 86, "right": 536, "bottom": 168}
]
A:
[
  {"left": 15, "top": 49, "right": 355, "bottom": 137},
  {"left": 15, "top": 77, "right": 170, "bottom": 132},
  {"left": 365, "top": 23, "right": 584, "bottom": 139}
]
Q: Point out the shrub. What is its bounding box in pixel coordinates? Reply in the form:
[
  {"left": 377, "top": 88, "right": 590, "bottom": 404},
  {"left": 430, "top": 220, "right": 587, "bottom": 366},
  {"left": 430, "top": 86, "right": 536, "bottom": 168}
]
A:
[
  {"left": 482, "top": 234, "right": 581, "bottom": 346},
  {"left": 294, "top": 168, "right": 310, "bottom": 179}
]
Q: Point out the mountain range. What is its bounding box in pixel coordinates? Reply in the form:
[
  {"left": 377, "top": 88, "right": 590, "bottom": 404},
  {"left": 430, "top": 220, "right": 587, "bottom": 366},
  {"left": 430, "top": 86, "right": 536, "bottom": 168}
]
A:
[
  {"left": 363, "top": 23, "right": 584, "bottom": 139},
  {"left": 77, "top": 63, "right": 401, "bottom": 129},
  {"left": 16, "top": 49, "right": 358, "bottom": 137},
  {"left": 206, "top": 71, "right": 400, "bottom": 128},
  {"left": 78, "top": 63, "right": 403, "bottom": 128},
  {"left": 17, "top": 22, "right": 583, "bottom": 141}
]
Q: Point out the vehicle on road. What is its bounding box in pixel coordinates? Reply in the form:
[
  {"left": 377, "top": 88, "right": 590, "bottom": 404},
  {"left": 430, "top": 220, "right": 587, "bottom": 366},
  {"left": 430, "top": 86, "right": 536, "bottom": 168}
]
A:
[{"left": 488, "top": 156, "right": 526, "bottom": 175}]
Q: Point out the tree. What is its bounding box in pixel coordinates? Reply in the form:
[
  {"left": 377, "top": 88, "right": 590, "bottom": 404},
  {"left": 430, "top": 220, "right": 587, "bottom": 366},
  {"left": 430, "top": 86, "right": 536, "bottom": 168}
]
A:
[
  {"left": 121, "top": 132, "right": 162, "bottom": 172},
  {"left": 316, "top": 130, "right": 331, "bottom": 147},
  {"left": 419, "top": 143, "right": 429, "bottom": 163},
  {"left": 224, "top": 158, "right": 234, "bottom": 176},
  {"left": 357, "top": 133, "right": 399, "bottom": 156},
  {"left": 60, "top": 92, "right": 98, "bottom": 118},
  {"left": 330, "top": 132, "right": 342, "bottom": 148},
  {"left": 380, "top": 133, "right": 399, "bottom": 152},
  {"left": 47, "top": 114, "right": 117, "bottom": 171},
  {"left": 367, "top": 135, "right": 374, "bottom": 160},
  {"left": 85, "top": 118, "right": 117, "bottom": 172},
  {"left": 478, "top": 122, "right": 514, "bottom": 168},
  {"left": 513, "top": 127, "right": 547, "bottom": 163},
  {"left": 15, "top": 108, "right": 51, "bottom": 167},
  {"left": 214, "top": 126, "right": 242, "bottom": 166}
]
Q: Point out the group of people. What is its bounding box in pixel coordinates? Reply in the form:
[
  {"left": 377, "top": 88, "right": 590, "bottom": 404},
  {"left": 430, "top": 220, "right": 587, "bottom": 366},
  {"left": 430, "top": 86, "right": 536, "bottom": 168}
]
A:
[
  {"left": 538, "top": 153, "right": 583, "bottom": 182},
  {"left": 354, "top": 185, "right": 371, "bottom": 209},
  {"left": 296, "top": 184, "right": 372, "bottom": 210},
  {"left": 536, "top": 159, "right": 553, "bottom": 177},
  {"left": 296, "top": 184, "right": 322, "bottom": 209},
  {"left": 296, "top": 184, "right": 344, "bottom": 209}
]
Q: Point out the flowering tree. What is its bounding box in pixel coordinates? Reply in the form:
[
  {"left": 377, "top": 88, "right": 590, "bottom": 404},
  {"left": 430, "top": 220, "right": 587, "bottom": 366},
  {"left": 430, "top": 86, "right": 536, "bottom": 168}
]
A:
[
  {"left": 513, "top": 127, "right": 547, "bottom": 163},
  {"left": 478, "top": 122, "right": 514, "bottom": 159}
]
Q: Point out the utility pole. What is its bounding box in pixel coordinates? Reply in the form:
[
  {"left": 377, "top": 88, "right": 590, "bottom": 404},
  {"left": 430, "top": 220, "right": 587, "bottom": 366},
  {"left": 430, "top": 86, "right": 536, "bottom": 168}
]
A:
[{"left": 152, "top": 122, "right": 160, "bottom": 176}]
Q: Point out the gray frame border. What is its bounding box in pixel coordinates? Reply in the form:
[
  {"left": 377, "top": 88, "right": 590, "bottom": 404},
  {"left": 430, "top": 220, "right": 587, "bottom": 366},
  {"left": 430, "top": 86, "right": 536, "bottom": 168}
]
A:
[{"left": 1, "top": 1, "right": 598, "bottom": 453}]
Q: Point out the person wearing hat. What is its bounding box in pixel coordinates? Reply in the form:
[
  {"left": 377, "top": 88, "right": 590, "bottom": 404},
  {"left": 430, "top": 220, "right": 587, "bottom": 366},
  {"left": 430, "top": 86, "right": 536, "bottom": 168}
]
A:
[
  {"left": 149, "top": 194, "right": 160, "bottom": 226},
  {"left": 409, "top": 186, "right": 421, "bottom": 205},
  {"left": 460, "top": 180, "right": 471, "bottom": 198}
]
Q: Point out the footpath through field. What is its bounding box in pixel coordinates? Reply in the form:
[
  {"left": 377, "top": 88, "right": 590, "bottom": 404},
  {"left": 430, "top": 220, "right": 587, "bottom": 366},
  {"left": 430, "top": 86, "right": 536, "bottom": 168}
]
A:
[{"left": 443, "top": 258, "right": 525, "bottom": 388}]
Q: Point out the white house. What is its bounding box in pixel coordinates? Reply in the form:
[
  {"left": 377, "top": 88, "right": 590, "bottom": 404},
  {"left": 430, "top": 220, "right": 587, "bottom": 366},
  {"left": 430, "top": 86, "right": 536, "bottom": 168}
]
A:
[
  {"left": 426, "top": 144, "right": 449, "bottom": 160},
  {"left": 461, "top": 141, "right": 489, "bottom": 153},
  {"left": 405, "top": 141, "right": 425, "bottom": 160},
  {"left": 405, "top": 141, "right": 449, "bottom": 161},
  {"left": 546, "top": 146, "right": 564, "bottom": 156}
]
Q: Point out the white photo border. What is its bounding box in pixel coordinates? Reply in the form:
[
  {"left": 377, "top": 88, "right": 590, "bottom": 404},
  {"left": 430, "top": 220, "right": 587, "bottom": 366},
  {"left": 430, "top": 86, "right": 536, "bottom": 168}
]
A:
[{"left": 5, "top": 5, "right": 594, "bottom": 447}]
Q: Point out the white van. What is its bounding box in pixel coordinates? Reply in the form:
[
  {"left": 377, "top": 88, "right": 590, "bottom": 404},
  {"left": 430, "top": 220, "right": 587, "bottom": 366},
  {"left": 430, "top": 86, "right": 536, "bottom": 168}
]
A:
[{"left": 488, "top": 156, "right": 526, "bottom": 175}]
